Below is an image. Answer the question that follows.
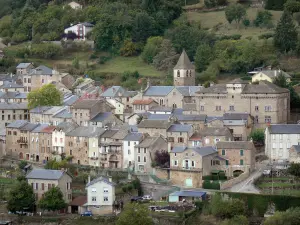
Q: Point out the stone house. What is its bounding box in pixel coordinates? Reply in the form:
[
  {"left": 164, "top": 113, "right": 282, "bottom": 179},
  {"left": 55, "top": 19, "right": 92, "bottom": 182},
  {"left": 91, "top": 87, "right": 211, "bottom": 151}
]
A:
[
  {"left": 189, "top": 127, "right": 233, "bottom": 147},
  {"left": 134, "top": 136, "right": 167, "bottom": 173},
  {"left": 169, "top": 146, "right": 218, "bottom": 188},
  {"left": 30, "top": 106, "right": 67, "bottom": 125},
  {"left": 88, "top": 128, "right": 105, "bottom": 167},
  {"left": 167, "top": 124, "right": 193, "bottom": 152},
  {"left": 105, "top": 98, "right": 125, "bottom": 119},
  {"left": 52, "top": 108, "right": 73, "bottom": 125},
  {"left": 71, "top": 99, "right": 113, "bottom": 126},
  {"left": 123, "top": 132, "right": 143, "bottom": 169},
  {"left": 85, "top": 176, "right": 115, "bottom": 215},
  {"left": 265, "top": 124, "right": 300, "bottom": 161},
  {"left": 16, "top": 63, "right": 34, "bottom": 75},
  {"left": 26, "top": 169, "right": 72, "bottom": 203},
  {"left": 137, "top": 119, "right": 173, "bottom": 137},
  {"left": 89, "top": 112, "right": 123, "bottom": 128},
  {"left": 101, "top": 86, "right": 137, "bottom": 109},
  {"left": 0, "top": 91, "right": 27, "bottom": 103},
  {"left": 251, "top": 70, "right": 291, "bottom": 83},
  {"left": 0, "top": 103, "right": 29, "bottom": 129},
  {"left": 0, "top": 82, "right": 24, "bottom": 92},
  {"left": 195, "top": 79, "right": 290, "bottom": 126},
  {"left": 0, "top": 129, "right": 5, "bottom": 159},
  {"left": 289, "top": 145, "right": 300, "bottom": 163},
  {"left": 132, "top": 99, "right": 158, "bottom": 113},
  {"left": 29, "top": 124, "right": 49, "bottom": 163},
  {"left": 175, "top": 114, "right": 207, "bottom": 131},
  {"left": 216, "top": 141, "right": 256, "bottom": 177},
  {"left": 39, "top": 126, "right": 56, "bottom": 163}
]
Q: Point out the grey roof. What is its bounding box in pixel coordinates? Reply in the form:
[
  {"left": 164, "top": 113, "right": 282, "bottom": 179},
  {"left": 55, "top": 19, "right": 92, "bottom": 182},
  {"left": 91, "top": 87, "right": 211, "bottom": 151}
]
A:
[
  {"left": 30, "top": 65, "right": 53, "bottom": 75},
  {"left": 0, "top": 102, "right": 28, "bottom": 110},
  {"left": 259, "top": 70, "right": 291, "bottom": 79},
  {"left": 31, "top": 124, "right": 50, "bottom": 133},
  {"left": 101, "top": 86, "right": 137, "bottom": 98},
  {"left": 169, "top": 190, "right": 206, "bottom": 197},
  {"left": 90, "top": 112, "right": 112, "bottom": 122},
  {"left": 137, "top": 119, "right": 172, "bottom": 129},
  {"left": 6, "top": 120, "right": 28, "bottom": 128},
  {"left": 16, "top": 63, "right": 32, "bottom": 69},
  {"left": 101, "top": 129, "right": 119, "bottom": 138},
  {"left": 206, "top": 116, "right": 223, "bottom": 123},
  {"left": 292, "top": 145, "right": 300, "bottom": 153},
  {"left": 56, "top": 121, "right": 78, "bottom": 133},
  {"left": 86, "top": 176, "right": 115, "bottom": 187},
  {"left": 0, "top": 91, "right": 27, "bottom": 99},
  {"left": 171, "top": 146, "right": 187, "bottom": 153},
  {"left": 0, "top": 82, "right": 23, "bottom": 89},
  {"left": 167, "top": 124, "right": 192, "bottom": 132},
  {"left": 223, "top": 113, "right": 249, "bottom": 120},
  {"left": 147, "top": 114, "right": 170, "bottom": 120},
  {"left": 199, "top": 127, "right": 232, "bottom": 137},
  {"left": 173, "top": 108, "right": 184, "bottom": 115},
  {"left": 72, "top": 99, "right": 102, "bottom": 109},
  {"left": 53, "top": 109, "right": 72, "bottom": 119},
  {"left": 174, "top": 50, "right": 195, "bottom": 70},
  {"left": 197, "top": 84, "right": 227, "bottom": 94},
  {"left": 20, "top": 123, "right": 39, "bottom": 131},
  {"left": 268, "top": 124, "right": 300, "bottom": 134},
  {"left": 26, "top": 169, "right": 67, "bottom": 180},
  {"left": 111, "top": 129, "right": 129, "bottom": 140},
  {"left": 66, "top": 126, "right": 105, "bottom": 137},
  {"left": 30, "top": 106, "right": 52, "bottom": 114},
  {"left": 81, "top": 22, "right": 94, "bottom": 27},
  {"left": 242, "top": 80, "right": 289, "bottom": 94},
  {"left": 63, "top": 95, "right": 79, "bottom": 106},
  {"left": 176, "top": 86, "right": 202, "bottom": 96},
  {"left": 149, "top": 106, "right": 173, "bottom": 112},
  {"left": 176, "top": 114, "right": 207, "bottom": 121},
  {"left": 216, "top": 141, "right": 255, "bottom": 150},
  {"left": 123, "top": 132, "right": 143, "bottom": 141},
  {"left": 171, "top": 146, "right": 217, "bottom": 156},
  {"left": 135, "top": 136, "right": 166, "bottom": 148},
  {"left": 143, "top": 86, "right": 174, "bottom": 96},
  {"left": 0, "top": 128, "right": 6, "bottom": 136},
  {"left": 43, "top": 106, "right": 65, "bottom": 115},
  {"left": 227, "top": 78, "right": 249, "bottom": 84}
]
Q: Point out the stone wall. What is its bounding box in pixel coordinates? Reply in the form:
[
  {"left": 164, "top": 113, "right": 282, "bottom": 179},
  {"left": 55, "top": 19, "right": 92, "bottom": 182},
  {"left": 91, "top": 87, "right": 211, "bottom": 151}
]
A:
[
  {"left": 220, "top": 172, "right": 249, "bottom": 190},
  {"left": 169, "top": 170, "right": 202, "bottom": 188},
  {"left": 153, "top": 168, "right": 169, "bottom": 180}
]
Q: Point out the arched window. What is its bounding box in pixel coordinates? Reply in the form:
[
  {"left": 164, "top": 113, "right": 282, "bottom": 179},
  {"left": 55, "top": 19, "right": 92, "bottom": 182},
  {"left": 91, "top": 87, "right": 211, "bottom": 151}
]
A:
[
  {"left": 189, "top": 70, "right": 192, "bottom": 76},
  {"left": 177, "top": 70, "right": 180, "bottom": 77},
  {"left": 173, "top": 103, "right": 177, "bottom": 108},
  {"left": 186, "top": 70, "right": 188, "bottom": 77},
  {"left": 160, "top": 99, "right": 164, "bottom": 105}
]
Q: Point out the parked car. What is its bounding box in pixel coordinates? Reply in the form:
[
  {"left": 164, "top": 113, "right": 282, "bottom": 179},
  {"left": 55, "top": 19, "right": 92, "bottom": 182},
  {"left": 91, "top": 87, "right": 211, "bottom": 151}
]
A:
[
  {"left": 131, "top": 196, "right": 143, "bottom": 202},
  {"left": 142, "top": 195, "right": 152, "bottom": 200},
  {"left": 81, "top": 211, "right": 93, "bottom": 217}
]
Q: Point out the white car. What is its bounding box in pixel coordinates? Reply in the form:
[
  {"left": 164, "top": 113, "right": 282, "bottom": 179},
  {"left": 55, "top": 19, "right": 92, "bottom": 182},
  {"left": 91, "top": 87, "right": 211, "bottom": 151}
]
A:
[{"left": 142, "top": 195, "right": 152, "bottom": 200}]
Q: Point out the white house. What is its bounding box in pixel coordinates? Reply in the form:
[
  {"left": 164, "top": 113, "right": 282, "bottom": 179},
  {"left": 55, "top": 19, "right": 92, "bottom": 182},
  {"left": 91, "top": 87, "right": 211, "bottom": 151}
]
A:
[
  {"left": 122, "top": 132, "right": 143, "bottom": 170},
  {"left": 85, "top": 176, "right": 115, "bottom": 215},
  {"left": 265, "top": 124, "right": 300, "bottom": 162},
  {"left": 64, "top": 22, "right": 94, "bottom": 41},
  {"left": 106, "top": 98, "right": 125, "bottom": 120},
  {"left": 68, "top": 1, "right": 82, "bottom": 9}
]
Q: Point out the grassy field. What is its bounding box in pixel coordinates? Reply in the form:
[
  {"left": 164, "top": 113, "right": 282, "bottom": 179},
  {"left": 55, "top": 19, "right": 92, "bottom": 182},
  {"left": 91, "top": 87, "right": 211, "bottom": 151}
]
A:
[{"left": 186, "top": 8, "right": 283, "bottom": 38}]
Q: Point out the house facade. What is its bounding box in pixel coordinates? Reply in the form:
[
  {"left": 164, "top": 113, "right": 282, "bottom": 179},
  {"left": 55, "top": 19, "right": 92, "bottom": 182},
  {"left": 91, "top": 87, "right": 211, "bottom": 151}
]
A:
[
  {"left": 64, "top": 23, "right": 94, "bottom": 41},
  {"left": 251, "top": 70, "right": 291, "bottom": 83},
  {"left": 122, "top": 132, "right": 143, "bottom": 169}
]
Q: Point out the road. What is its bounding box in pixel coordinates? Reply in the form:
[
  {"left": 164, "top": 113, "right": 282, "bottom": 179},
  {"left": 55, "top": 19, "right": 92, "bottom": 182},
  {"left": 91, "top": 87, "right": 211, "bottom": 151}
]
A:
[{"left": 229, "top": 161, "right": 268, "bottom": 193}]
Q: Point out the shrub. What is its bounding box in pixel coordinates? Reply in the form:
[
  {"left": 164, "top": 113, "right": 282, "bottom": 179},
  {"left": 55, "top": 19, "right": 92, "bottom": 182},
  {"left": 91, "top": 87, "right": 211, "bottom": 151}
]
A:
[
  {"left": 98, "top": 56, "right": 111, "bottom": 64},
  {"left": 242, "top": 18, "right": 250, "bottom": 27},
  {"left": 202, "top": 180, "right": 220, "bottom": 190},
  {"left": 122, "top": 186, "right": 128, "bottom": 193},
  {"left": 219, "top": 34, "right": 242, "bottom": 40},
  {"left": 241, "top": 76, "right": 252, "bottom": 80},
  {"left": 258, "top": 33, "right": 274, "bottom": 39},
  {"left": 253, "top": 10, "right": 273, "bottom": 27},
  {"left": 89, "top": 53, "right": 98, "bottom": 59},
  {"left": 120, "top": 40, "right": 139, "bottom": 57}
]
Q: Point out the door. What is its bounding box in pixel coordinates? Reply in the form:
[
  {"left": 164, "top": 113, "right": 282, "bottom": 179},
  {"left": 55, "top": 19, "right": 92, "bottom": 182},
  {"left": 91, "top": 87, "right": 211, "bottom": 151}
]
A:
[
  {"left": 185, "top": 178, "right": 193, "bottom": 187},
  {"left": 185, "top": 160, "right": 189, "bottom": 169}
]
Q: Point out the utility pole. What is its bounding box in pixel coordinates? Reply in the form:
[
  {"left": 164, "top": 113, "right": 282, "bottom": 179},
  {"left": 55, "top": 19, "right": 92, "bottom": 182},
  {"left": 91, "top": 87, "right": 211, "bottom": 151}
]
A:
[{"left": 271, "top": 163, "right": 274, "bottom": 195}]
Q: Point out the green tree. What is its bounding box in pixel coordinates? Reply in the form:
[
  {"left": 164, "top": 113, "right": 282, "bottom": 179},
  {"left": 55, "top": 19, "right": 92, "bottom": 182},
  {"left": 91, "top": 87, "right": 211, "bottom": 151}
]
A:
[
  {"left": 253, "top": 10, "right": 273, "bottom": 27},
  {"left": 132, "top": 12, "right": 155, "bottom": 43},
  {"left": 72, "top": 57, "right": 80, "bottom": 69},
  {"left": 273, "top": 72, "right": 288, "bottom": 87},
  {"left": 27, "top": 84, "right": 62, "bottom": 109},
  {"left": 195, "top": 43, "right": 214, "bottom": 72},
  {"left": 38, "top": 187, "right": 67, "bottom": 212},
  {"left": 7, "top": 180, "right": 35, "bottom": 213},
  {"left": 249, "top": 129, "right": 265, "bottom": 143},
  {"left": 221, "top": 215, "right": 249, "bottom": 225},
  {"left": 274, "top": 10, "right": 297, "bottom": 53},
  {"left": 264, "top": 207, "right": 300, "bottom": 225},
  {"left": 288, "top": 163, "right": 300, "bottom": 177},
  {"left": 116, "top": 203, "right": 153, "bottom": 225},
  {"left": 141, "top": 36, "right": 163, "bottom": 64},
  {"left": 225, "top": 4, "right": 247, "bottom": 25},
  {"left": 18, "top": 160, "right": 28, "bottom": 170},
  {"left": 284, "top": 0, "right": 300, "bottom": 14}
]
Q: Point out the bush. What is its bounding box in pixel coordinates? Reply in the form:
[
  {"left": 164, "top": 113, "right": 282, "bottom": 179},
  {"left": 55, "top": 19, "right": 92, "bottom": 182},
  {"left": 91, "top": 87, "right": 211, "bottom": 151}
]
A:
[
  {"left": 242, "top": 18, "right": 250, "bottom": 27},
  {"left": 241, "top": 76, "right": 252, "bottom": 80},
  {"left": 219, "top": 34, "right": 242, "bottom": 40},
  {"left": 202, "top": 180, "right": 220, "bottom": 190},
  {"left": 30, "top": 43, "right": 62, "bottom": 59},
  {"left": 98, "top": 56, "right": 111, "bottom": 64},
  {"left": 249, "top": 129, "right": 264, "bottom": 143},
  {"left": 122, "top": 186, "right": 128, "bottom": 193},
  {"left": 253, "top": 10, "right": 273, "bottom": 27},
  {"left": 258, "top": 33, "right": 274, "bottom": 39},
  {"left": 89, "top": 53, "right": 98, "bottom": 59},
  {"left": 120, "top": 40, "right": 139, "bottom": 57}
]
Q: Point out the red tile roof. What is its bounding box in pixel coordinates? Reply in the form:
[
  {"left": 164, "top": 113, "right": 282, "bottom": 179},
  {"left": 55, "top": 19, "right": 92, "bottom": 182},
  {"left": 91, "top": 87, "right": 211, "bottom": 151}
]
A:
[
  {"left": 41, "top": 126, "right": 56, "bottom": 133},
  {"left": 69, "top": 196, "right": 87, "bottom": 206},
  {"left": 132, "top": 99, "right": 157, "bottom": 105}
]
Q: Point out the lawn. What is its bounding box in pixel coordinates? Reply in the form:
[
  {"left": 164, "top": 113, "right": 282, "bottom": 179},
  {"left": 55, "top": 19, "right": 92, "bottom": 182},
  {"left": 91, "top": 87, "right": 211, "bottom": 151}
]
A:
[{"left": 186, "top": 8, "right": 283, "bottom": 38}]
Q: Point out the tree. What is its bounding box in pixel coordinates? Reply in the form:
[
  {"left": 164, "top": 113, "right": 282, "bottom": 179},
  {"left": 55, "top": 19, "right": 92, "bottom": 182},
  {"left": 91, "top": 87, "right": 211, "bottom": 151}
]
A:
[
  {"left": 132, "top": 12, "right": 155, "bottom": 43},
  {"left": 18, "top": 160, "right": 28, "bottom": 170},
  {"left": 7, "top": 180, "right": 35, "bottom": 213},
  {"left": 274, "top": 10, "right": 297, "bottom": 53},
  {"left": 249, "top": 129, "right": 264, "bottom": 143},
  {"left": 264, "top": 207, "right": 300, "bottom": 225},
  {"left": 273, "top": 72, "right": 288, "bottom": 87},
  {"left": 253, "top": 10, "right": 273, "bottom": 27},
  {"left": 225, "top": 4, "right": 246, "bottom": 25},
  {"left": 116, "top": 203, "right": 153, "bottom": 225},
  {"left": 141, "top": 36, "right": 163, "bottom": 64},
  {"left": 154, "top": 150, "right": 170, "bottom": 168},
  {"left": 38, "top": 187, "right": 67, "bottom": 212},
  {"left": 288, "top": 163, "right": 300, "bottom": 177},
  {"left": 27, "top": 84, "right": 62, "bottom": 109},
  {"left": 195, "top": 43, "right": 214, "bottom": 72},
  {"left": 284, "top": 0, "right": 300, "bottom": 14}
]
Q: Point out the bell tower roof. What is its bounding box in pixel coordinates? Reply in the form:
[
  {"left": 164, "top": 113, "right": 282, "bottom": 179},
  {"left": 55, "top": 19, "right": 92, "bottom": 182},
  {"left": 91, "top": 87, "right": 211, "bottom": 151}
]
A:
[{"left": 174, "top": 50, "right": 195, "bottom": 70}]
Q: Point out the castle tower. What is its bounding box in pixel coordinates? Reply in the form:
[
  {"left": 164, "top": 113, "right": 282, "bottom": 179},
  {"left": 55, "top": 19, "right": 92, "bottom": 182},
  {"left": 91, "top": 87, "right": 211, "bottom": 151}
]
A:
[{"left": 173, "top": 50, "right": 195, "bottom": 86}]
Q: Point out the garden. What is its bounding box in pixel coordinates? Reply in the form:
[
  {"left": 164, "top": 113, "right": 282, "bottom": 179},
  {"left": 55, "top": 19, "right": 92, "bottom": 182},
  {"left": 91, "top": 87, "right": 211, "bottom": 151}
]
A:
[{"left": 202, "top": 171, "right": 227, "bottom": 190}]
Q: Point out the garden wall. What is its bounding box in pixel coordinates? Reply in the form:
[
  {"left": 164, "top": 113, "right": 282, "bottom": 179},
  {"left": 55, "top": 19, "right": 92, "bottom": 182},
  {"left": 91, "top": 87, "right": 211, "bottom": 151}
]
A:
[{"left": 220, "top": 172, "right": 249, "bottom": 190}]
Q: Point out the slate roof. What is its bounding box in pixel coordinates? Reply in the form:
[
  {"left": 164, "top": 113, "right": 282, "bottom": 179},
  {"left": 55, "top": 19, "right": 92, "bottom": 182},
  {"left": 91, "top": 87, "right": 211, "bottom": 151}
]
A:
[
  {"left": 171, "top": 146, "right": 217, "bottom": 156},
  {"left": 0, "top": 82, "right": 23, "bottom": 89},
  {"left": 216, "top": 141, "right": 255, "bottom": 150},
  {"left": 31, "top": 124, "right": 49, "bottom": 133},
  {"left": 86, "top": 176, "right": 115, "bottom": 187},
  {"left": 242, "top": 80, "right": 289, "bottom": 94},
  {"left": 30, "top": 106, "right": 52, "bottom": 114},
  {"left": 101, "top": 86, "right": 137, "bottom": 98},
  {"left": 169, "top": 190, "right": 206, "bottom": 197},
  {"left": 63, "top": 95, "right": 79, "bottom": 106},
  {"left": 72, "top": 99, "right": 101, "bottom": 109},
  {"left": 147, "top": 114, "right": 170, "bottom": 120},
  {"left": 223, "top": 113, "right": 249, "bottom": 120},
  {"left": 132, "top": 99, "right": 157, "bottom": 105},
  {"left": 43, "top": 106, "right": 65, "bottom": 115},
  {"left": 176, "top": 86, "right": 202, "bottom": 96},
  {"left": 171, "top": 146, "right": 187, "bottom": 153},
  {"left": 30, "top": 65, "right": 53, "bottom": 75},
  {"left": 53, "top": 109, "right": 72, "bottom": 119},
  {"left": 0, "top": 91, "right": 27, "bottom": 99},
  {"left": 143, "top": 86, "right": 174, "bottom": 96},
  {"left": 149, "top": 106, "right": 173, "bottom": 112},
  {"left": 259, "top": 70, "right": 291, "bottom": 79},
  {"left": 137, "top": 120, "right": 172, "bottom": 129},
  {"left": 81, "top": 22, "right": 94, "bottom": 27},
  {"left": 268, "top": 124, "right": 300, "bottom": 134},
  {"left": 197, "top": 84, "right": 228, "bottom": 94},
  {"left": 167, "top": 124, "right": 192, "bottom": 132},
  {"left": 199, "top": 127, "right": 232, "bottom": 137},
  {"left": 26, "top": 169, "right": 67, "bottom": 180},
  {"left": 6, "top": 120, "right": 28, "bottom": 128},
  {"left": 227, "top": 78, "right": 249, "bottom": 84},
  {"left": 16, "top": 63, "right": 32, "bottom": 69},
  {"left": 206, "top": 116, "right": 223, "bottom": 123},
  {"left": 111, "top": 129, "right": 129, "bottom": 140},
  {"left": 56, "top": 122, "right": 78, "bottom": 133},
  {"left": 123, "top": 132, "right": 143, "bottom": 141},
  {"left": 20, "top": 123, "right": 39, "bottom": 131},
  {"left": 66, "top": 126, "right": 105, "bottom": 137},
  {"left": 101, "top": 130, "right": 119, "bottom": 138},
  {"left": 135, "top": 136, "right": 165, "bottom": 148},
  {"left": 0, "top": 103, "right": 28, "bottom": 110},
  {"left": 176, "top": 114, "right": 207, "bottom": 121},
  {"left": 174, "top": 50, "right": 195, "bottom": 70},
  {"left": 292, "top": 145, "right": 300, "bottom": 153},
  {"left": 90, "top": 112, "right": 112, "bottom": 122}
]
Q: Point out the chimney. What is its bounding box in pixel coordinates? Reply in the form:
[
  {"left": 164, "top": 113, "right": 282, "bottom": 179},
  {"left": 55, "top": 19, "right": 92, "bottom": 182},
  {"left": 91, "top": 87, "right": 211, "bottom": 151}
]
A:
[{"left": 88, "top": 175, "right": 91, "bottom": 184}]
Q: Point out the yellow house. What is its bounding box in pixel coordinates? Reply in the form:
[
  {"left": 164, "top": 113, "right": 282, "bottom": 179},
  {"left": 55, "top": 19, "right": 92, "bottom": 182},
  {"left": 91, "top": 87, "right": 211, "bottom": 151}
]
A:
[{"left": 251, "top": 70, "right": 291, "bottom": 83}]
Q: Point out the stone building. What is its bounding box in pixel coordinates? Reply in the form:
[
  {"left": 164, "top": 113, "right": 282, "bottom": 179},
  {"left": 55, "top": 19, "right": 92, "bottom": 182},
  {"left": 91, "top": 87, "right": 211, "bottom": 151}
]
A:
[
  {"left": 167, "top": 124, "right": 193, "bottom": 152},
  {"left": 29, "top": 124, "right": 49, "bottom": 163},
  {"left": 39, "top": 126, "right": 56, "bottom": 163},
  {"left": 132, "top": 99, "right": 158, "bottom": 114},
  {"left": 89, "top": 112, "right": 123, "bottom": 128},
  {"left": 16, "top": 63, "right": 34, "bottom": 75},
  {"left": 0, "top": 103, "right": 29, "bottom": 129},
  {"left": 173, "top": 50, "right": 195, "bottom": 86},
  {"left": 137, "top": 119, "right": 173, "bottom": 137}
]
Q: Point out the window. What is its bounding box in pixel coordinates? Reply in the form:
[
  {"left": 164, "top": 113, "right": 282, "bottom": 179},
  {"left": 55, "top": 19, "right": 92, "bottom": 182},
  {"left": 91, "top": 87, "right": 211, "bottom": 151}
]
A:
[
  {"left": 91, "top": 188, "right": 96, "bottom": 192},
  {"left": 265, "top": 116, "right": 271, "bottom": 123},
  {"left": 191, "top": 161, "right": 195, "bottom": 167},
  {"left": 24, "top": 78, "right": 27, "bottom": 83},
  {"left": 138, "top": 148, "right": 140, "bottom": 153},
  {"left": 60, "top": 138, "right": 63, "bottom": 143},
  {"left": 35, "top": 183, "right": 38, "bottom": 190},
  {"left": 28, "top": 78, "right": 31, "bottom": 83},
  {"left": 272, "top": 143, "right": 276, "bottom": 149},
  {"left": 128, "top": 149, "right": 131, "bottom": 155},
  {"left": 279, "top": 143, "right": 283, "bottom": 149},
  {"left": 229, "top": 105, "right": 235, "bottom": 111},
  {"left": 128, "top": 141, "right": 130, "bottom": 147},
  {"left": 48, "top": 184, "right": 51, "bottom": 190},
  {"left": 177, "top": 70, "right": 180, "bottom": 77},
  {"left": 28, "top": 87, "right": 31, "bottom": 92},
  {"left": 216, "top": 106, "right": 221, "bottom": 111},
  {"left": 144, "top": 157, "right": 146, "bottom": 162},
  {"left": 8, "top": 115, "right": 10, "bottom": 120},
  {"left": 104, "top": 197, "right": 108, "bottom": 202},
  {"left": 240, "top": 159, "right": 244, "bottom": 165},
  {"left": 178, "top": 137, "right": 184, "bottom": 143},
  {"left": 174, "top": 153, "right": 177, "bottom": 157},
  {"left": 13, "top": 115, "right": 15, "bottom": 120},
  {"left": 144, "top": 148, "right": 146, "bottom": 153},
  {"left": 42, "top": 183, "right": 44, "bottom": 191},
  {"left": 222, "top": 149, "right": 225, "bottom": 155},
  {"left": 1, "top": 115, "right": 3, "bottom": 120},
  {"left": 240, "top": 149, "right": 244, "bottom": 156},
  {"left": 13, "top": 131, "right": 17, "bottom": 135},
  {"left": 287, "top": 143, "right": 291, "bottom": 149},
  {"left": 92, "top": 197, "right": 96, "bottom": 202},
  {"left": 138, "top": 156, "right": 140, "bottom": 162},
  {"left": 104, "top": 188, "right": 108, "bottom": 193},
  {"left": 8, "top": 131, "right": 11, "bottom": 135},
  {"left": 255, "top": 106, "right": 259, "bottom": 111},
  {"left": 186, "top": 70, "right": 188, "bottom": 77},
  {"left": 174, "top": 160, "right": 178, "bottom": 166},
  {"left": 200, "top": 105, "right": 204, "bottom": 111},
  {"left": 42, "top": 79, "right": 44, "bottom": 84},
  {"left": 265, "top": 105, "right": 272, "bottom": 112},
  {"left": 226, "top": 160, "right": 229, "bottom": 166},
  {"left": 279, "top": 134, "right": 283, "bottom": 140},
  {"left": 272, "top": 135, "right": 275, "bottom": 140},
  {"left": 70, "top": 150, "right": 72, "bottom": 155}
]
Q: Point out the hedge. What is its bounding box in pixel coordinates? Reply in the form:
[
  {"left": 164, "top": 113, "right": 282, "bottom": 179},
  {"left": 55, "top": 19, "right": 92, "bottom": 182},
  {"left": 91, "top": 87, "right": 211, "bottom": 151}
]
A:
[
  {"left": 203, "top": 180, "right": 220, "bottom": 190},
  {"left": 203, "top": 175, "right": 227, "bottom": 181},
  {"left": 223, "top": 192, "right": 300, "bottom": 216}
]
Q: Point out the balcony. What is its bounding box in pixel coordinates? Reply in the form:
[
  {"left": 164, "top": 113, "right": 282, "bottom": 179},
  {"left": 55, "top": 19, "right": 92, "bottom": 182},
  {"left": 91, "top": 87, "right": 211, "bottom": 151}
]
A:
[
  {"left": 17, "top": 139, "right": 28, "bottom": 144},
  {"left": 89, "top": 156, "right": 99, "bottom": 160}
]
